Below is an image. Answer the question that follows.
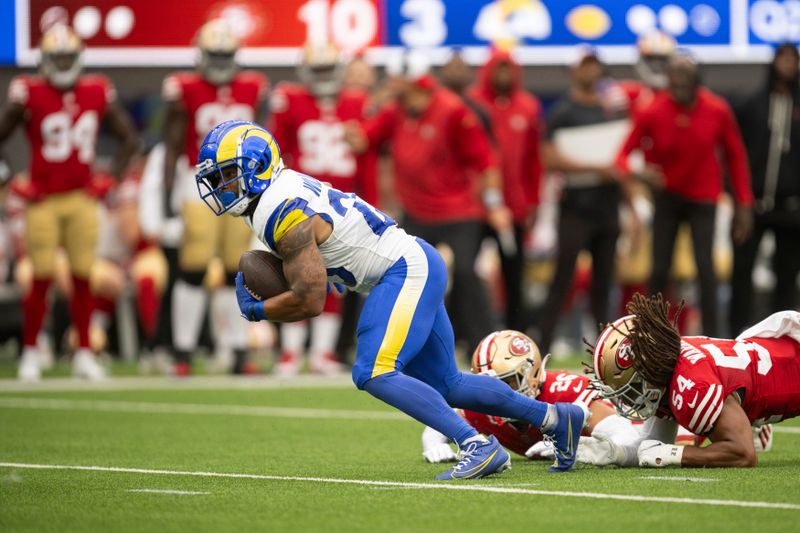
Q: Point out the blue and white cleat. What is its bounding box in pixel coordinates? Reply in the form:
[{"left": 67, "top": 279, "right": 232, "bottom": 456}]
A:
[
  {"left": 435, "top": 435, "right": 511, "bottom": 480},
  {"left": 544, "top": 402, "right": 586, "bottom": 472}
]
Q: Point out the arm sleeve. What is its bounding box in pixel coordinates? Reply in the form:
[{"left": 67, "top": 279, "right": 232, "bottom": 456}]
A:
[
  {"left": 453, "top": 104, "right": 495, "bottom": 173},
  {"left": 720, "top": 103, "right": 754, "bottom": 206}
]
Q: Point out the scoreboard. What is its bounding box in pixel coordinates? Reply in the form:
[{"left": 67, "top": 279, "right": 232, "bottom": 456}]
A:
[{"left": 2, "top": 0, "right": 800, "bottom": 66}]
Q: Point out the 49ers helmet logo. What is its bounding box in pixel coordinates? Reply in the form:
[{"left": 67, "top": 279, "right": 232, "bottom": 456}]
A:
[
  {"left": 508, "top": 335, "right": 531, "bottom": 357},
  {"left": 615, "top": 338, "right": 634, "bottom": 369}
]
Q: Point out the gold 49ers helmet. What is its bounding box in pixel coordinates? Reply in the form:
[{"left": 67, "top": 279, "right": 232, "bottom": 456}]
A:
[
  {"left": 196, "top": 19, "right": 239, "bottom": 85},
  {"left": 472, "top": 330, "right": 549, "bottom": 398},
  {"left": 297, "top": 41, "right": 344, "bottom": 99},
  {"left": 40, "top": 23, "right": 83, "bottom": 90},
  {"left": 591, "top": 315, "right": 663, "bottom": 420}
]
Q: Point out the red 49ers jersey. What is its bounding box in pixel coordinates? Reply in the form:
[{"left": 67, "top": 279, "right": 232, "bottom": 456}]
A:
[
  {"left": 8, "top": 74, "right": 114, "bottom": 195},
  {"left": 668, "top": 336, "right": 800, "bottom": 435},
  {"left": 461, "top": 370, "right": 598, "bottom": 457},
  {"left": 269, "top": 83, "right": 377, "bottom": 204},
  {"left": 163, "top": 71, "right": 267, "bottom": 166}
]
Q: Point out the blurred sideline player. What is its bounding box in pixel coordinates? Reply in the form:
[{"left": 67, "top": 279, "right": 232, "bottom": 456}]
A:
[
  {"left": 421, "top": 331, "right": 641, "bottom": 466},
  {"left": 161, "top": 19, "right": 268, "bottom": 375},
  {"left": 90, "top": 160, "right": 168, "bottom": 361},
  {"left": 0, "top": 24, "right": 138, "bottom": 380},
  {"left": 592, "top": 294, "right": 797, "bottom": 468},
  {"left": 195, "top": 120, "right": 586, "bottom": 478},
  {"left": 269, "top": 43, "right": 377, "bottom": 375},
  {"left": 617, "top": 31, "right": 676, "bottom": 117}
]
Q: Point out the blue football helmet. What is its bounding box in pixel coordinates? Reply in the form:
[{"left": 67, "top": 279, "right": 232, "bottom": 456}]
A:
[{"left": 195, "top": 120, "right": 282, "bottom": 216}]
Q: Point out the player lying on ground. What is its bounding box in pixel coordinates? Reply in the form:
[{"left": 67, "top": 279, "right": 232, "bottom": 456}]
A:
[
  {"left": 591, "top": 293, "right": 800, "bottom": 468},
  {"left": 421, "top": 330, "right": 642, "bottom": 466},
  {"left": 194, "top": 120, "right": 586, "bottom": 479},
  {"left": 420, "top": 331, "right": 776, "bottom": 466}
]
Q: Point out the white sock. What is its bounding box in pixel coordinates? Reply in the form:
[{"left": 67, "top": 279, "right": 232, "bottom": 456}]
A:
[
  {"left": 211, "top": 286, "right": 249, "bottom": 351},
  {"left": 541, "top": 405, "right": 559, "bottom": 432},
  {"left": 281, "top": 321, "right": 307, "bottom": 356},
  {"left": 461, "top": 434, "right": 490, "bottom": 448},
  {"left": 309, "top": 312, "right": 341, "bottom": 361},
  {"left": 172, "top": 279, "right": 208, "bottom": 352}
]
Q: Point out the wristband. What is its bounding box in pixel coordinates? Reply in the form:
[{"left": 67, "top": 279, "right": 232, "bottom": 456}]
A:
[
  {"left": 482, "top": 188, "right": 503, "bottom": 209},
  {"left": 248, "top": 301, "right": 266, "bottom": 321},
  {"left": 662, "top": 444, "right": 684, "bottom": 466}
]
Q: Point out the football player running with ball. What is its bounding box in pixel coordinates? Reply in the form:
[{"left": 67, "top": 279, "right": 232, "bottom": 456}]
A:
[
  {"left": 592, "top": 293, "right": 800, "bottom": 468},
  {"left": 421, "top": 331, "right": 641, "bottom": 466},
  {"left": 195, "top": 120, "right": 586, "bottom": 479}
]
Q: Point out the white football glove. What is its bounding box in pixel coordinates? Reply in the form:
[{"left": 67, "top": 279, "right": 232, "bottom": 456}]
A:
[
  {"left": 753, "top": 424, "right": 773, "bottom": 452},
  {"left": 638, "top": 439, "right": 684, "bottom": 468},
  {"left": 526, "top": 436, "right": 621, "bottom": 466},
  {"left": 525, "top": 440, "right": 555, "bottom": 459},
  {"left": 421, "top": 427, "right": 458, "bottom": 463}
]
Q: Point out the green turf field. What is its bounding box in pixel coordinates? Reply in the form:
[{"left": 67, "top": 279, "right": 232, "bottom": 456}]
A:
[{"left": 1, "top": 378, "right": 799, "bottom": 532}]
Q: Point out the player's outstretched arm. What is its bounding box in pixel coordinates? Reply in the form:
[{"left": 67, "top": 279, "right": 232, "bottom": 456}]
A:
[
  {"left": 681, "top": 395, "right": 757, "bottom": 468},
  {"left": 639, "top": 396, "right": 756, "bottom": 468},
  {"left": 261, "top": 217, "right": 328, "bottom": 322}
]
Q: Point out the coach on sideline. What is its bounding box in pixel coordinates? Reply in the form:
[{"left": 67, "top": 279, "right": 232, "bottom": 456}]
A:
[
  {"left": 344, "top": 52, "right": 512, "bottom": 352},
  {"left": 617, "top": 53, "right": 754, "bottom": 337}
]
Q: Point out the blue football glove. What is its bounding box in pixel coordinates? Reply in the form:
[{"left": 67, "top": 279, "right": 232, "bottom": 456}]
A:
[
  {"left": 327, "top": 281, "right": 346, "bottom": 294},
  {"left": 235, "top": 272, "right": 266, "bottom": 322}
]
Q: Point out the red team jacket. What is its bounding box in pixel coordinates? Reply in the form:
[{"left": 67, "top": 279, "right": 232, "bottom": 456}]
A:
[
  {"left": 668, "top": 336, "right": 800, "bottom": 434},
  {"left": 617, "top": 88, "right": 754, "bottom": 205},
  {"left": 363, "top": 87, "right": 496, "bottom": 223},
  {"left": 8, "top": 74, "right": 115, "bottom": 195},
  {"left": 162, "top": 71, "right": 268, "bottom": 164},
  {"left": 462, "top": 370, "right": 599, "bottom": 457},
  {"left": 269, "top": 83, "right": 377, "bottom": 205},
  {"left": 469, "top": 50, "right": 543, "bottom": 223}
]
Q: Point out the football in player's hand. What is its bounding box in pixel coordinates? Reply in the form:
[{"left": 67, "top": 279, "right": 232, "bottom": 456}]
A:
[{"left": 238, "top": 250, "right": 290, "bottom": 300}]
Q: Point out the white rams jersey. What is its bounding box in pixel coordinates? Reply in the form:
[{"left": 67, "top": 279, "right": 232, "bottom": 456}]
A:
[{"left": 246, "top": 169, "right": 416, "bottom": 293}]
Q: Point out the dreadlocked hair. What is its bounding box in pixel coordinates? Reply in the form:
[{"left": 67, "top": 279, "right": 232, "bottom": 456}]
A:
[{"left": 626, "top": 293, "right": 684, "bottom": 388}]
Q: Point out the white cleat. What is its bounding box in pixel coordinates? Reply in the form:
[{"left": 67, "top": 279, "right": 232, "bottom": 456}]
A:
[
  {"left": 72, "top": 349, "right": 107, "bottom": 381},
  {"left": 274, "top": 351, "right": 302, "bottom": 378},
  {"left": 309, "top": 353, "right": 346, "bottom": 376},
  {"left": 18, "top": 348, "right": 42, "bottom": 382}
]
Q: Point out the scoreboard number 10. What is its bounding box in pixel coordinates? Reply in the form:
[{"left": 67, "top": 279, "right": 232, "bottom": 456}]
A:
[{"left": 298, "top": 0, "right": 378, "bottom": 52}]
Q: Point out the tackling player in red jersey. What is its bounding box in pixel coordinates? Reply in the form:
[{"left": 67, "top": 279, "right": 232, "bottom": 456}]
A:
[
  {"left": 0, "top": 24, "right": 138, "bottom": 381},
  {"left": 268, "top": 43, "right": 377, "bottom": 376},
  {"left": 422, "top": 331, "right": 641, "bottom": 466},
  {"left": 161, "top": 19, "right": 268, "bottom": 375},
  {"left": 592, "top": 293, "right": 800, "bottom": 468}
]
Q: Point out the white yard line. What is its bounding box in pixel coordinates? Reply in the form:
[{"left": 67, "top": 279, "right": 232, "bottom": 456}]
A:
[
  {"left": 0, "top": 374, "right": 354, "bottom": 392},
  {"left": 773, "top": 427, "right": 800, "bottom": 434},
  {"left": 128, "top": 489, "right": 209, "bottom": 495},
  {"left": 639, "top": 476, "right": 719, "bottom": 482},
  {"left": 1, "top": 462, "right": 798, "bottom": 510},
  {"left": 0, "top": 397, "right": 408, "bottom": 421}
]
